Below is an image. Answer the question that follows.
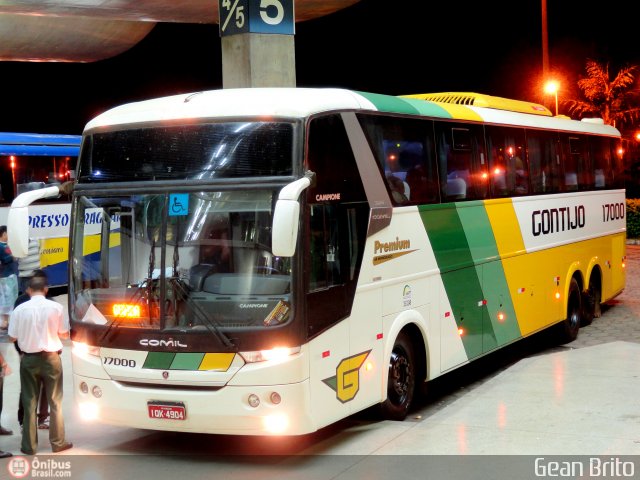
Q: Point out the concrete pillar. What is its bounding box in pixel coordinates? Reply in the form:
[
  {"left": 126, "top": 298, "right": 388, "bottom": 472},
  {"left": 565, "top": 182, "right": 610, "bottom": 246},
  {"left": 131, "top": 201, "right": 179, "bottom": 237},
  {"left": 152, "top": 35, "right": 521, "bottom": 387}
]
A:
[{"left": 221, "top": 33, "right": 296, "bottom": 88}]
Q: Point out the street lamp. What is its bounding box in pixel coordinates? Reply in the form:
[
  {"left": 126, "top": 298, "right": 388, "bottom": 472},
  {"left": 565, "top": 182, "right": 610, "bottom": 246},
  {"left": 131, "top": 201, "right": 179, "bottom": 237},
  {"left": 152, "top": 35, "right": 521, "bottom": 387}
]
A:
[{"left": 544, "top": 80, "right": 559, "bottom": 116}]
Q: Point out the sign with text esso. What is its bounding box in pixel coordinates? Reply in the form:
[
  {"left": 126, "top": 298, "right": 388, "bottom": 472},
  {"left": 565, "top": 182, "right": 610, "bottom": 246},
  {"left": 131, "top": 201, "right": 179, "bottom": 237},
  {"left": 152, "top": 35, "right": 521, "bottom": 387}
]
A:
[{"left": 219, "top": 0, "right": 294, "bottom": 36}]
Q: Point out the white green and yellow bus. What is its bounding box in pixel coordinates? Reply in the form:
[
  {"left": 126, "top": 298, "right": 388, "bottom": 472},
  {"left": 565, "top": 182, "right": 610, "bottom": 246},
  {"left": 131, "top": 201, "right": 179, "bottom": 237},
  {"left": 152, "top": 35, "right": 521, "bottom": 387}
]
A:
[{"left": 9, "top": 88, "right": 626, "bottom": 435}]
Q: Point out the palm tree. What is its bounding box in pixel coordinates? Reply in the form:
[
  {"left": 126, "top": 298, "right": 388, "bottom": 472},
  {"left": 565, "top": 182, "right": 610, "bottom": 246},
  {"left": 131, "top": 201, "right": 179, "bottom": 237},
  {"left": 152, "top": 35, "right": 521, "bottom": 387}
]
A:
[{"left": 565, "top": 59, "right": 640, "bottom": 128}]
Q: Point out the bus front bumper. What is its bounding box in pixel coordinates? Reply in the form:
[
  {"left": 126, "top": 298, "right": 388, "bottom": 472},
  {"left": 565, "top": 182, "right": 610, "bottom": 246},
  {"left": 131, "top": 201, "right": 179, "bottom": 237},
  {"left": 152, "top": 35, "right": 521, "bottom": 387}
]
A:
[{"left": 73, "top": 373, "right": 315, "bottom": 436}]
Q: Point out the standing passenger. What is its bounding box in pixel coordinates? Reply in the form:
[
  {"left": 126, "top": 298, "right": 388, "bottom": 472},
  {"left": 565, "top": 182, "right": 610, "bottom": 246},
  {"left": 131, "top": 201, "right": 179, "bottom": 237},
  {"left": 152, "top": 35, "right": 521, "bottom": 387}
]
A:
[
  {"left": 0, "top": 350, "right": 13, "bottom": 436},
  {"left": 8, "top": 275, "right": 72, "bottom": 455},
  {"left": 0, "top": 225, "right": 19, "bottom": 330},
  {"left": 14, "top": 269, "right": 52, "bottom": 431}
]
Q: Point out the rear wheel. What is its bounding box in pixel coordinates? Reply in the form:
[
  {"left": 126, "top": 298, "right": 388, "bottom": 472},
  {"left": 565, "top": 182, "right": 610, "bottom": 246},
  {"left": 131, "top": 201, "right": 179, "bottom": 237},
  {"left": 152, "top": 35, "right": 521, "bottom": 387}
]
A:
[
  {"left": 582, "top": 275, "right": 602, "bottom": 326},
  {"left": 558, "top": 278, "right": 581, "bottom": 343},
  {"left": 379, "top": 332, "right": 415, "bottom": 421}
]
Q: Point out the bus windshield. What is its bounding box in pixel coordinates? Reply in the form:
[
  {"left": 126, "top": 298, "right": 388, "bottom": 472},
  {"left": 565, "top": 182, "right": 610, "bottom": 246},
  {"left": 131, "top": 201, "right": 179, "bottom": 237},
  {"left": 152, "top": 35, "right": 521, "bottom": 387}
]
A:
[
  {"left": 77, "top": 122, "right": 294, "bottom": 182},
  {"left": 71, "top": 189, "right": 293, "bottom": 336}
]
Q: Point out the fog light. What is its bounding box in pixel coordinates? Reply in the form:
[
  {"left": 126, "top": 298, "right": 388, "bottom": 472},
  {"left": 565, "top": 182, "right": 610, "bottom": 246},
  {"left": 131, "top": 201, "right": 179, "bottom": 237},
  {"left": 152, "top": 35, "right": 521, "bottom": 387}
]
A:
[
  {"left": 79, "top": 402, "right": 99, "bottom": 421},
  {"left": 270, "top": 392, "right": 281, "bottom": 405},
  {"left": 91, "top": 385, "right": 103, "bottom": 398},
  {"left": 80, "top": 382, "right": 89, "bottom": 394},
  {"left": 263, "top": 414, "right": 289, "bottom": 434},
  {"left": 248, "top": 393, "right": 260, "bottom": 408}
]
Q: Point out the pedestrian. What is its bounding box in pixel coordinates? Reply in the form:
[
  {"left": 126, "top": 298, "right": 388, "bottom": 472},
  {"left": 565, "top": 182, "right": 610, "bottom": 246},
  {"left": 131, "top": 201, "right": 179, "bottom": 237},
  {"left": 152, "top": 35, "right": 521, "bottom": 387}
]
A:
[
  {"left": 18, "top": 238, "right": 41, "bottom": 295},
  {"left": 7, "top": 275, "right": 72, "bottom": 455},
  {"left": 0, "top": 225, "right": 19, "bottom": 330},
  {"left": 0, "top": 350, "right": 14, "bottom": 437},
  {"left": 14, "top": 270, "right": 51, "bottom": 431}
]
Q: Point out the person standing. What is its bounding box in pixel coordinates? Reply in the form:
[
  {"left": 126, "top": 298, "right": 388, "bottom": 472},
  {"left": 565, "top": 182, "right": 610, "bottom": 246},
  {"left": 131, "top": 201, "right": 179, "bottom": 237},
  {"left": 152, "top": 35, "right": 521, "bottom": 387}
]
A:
[
  {"left": 14, "top": 269, "right": 51, "bottom": 431},
  {"left": 0, "top": 225, "right": 19, "bottom": 330},
  {"left": 8, "top": 275, "right": 72, "bottom": 455},
  {"left": 0, "top": 350, "right": 14, "bottom": 436},
  {"left": 18, "top": 238, "right": 41, "bottom": 295},
  {"left": 0, "top": 351, "right": 12, "bottom": 457}
]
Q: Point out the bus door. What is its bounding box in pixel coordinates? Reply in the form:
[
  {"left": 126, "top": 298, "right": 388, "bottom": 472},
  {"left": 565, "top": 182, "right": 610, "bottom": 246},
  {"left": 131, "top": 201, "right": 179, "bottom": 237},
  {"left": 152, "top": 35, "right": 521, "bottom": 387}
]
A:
[{"left": 304, "top": 113, "right": 372, "bottom": 422}]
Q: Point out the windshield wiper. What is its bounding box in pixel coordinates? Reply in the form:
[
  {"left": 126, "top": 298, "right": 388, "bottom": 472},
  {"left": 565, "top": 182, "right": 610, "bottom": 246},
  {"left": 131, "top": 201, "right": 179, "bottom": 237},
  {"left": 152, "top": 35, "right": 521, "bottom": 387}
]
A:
[{"left": 168, "top": 277, "right": 235, "bottom": 348}]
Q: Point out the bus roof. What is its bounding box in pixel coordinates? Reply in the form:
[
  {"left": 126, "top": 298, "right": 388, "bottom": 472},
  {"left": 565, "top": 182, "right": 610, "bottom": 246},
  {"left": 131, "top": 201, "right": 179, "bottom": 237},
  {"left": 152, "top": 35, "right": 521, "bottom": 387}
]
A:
[
  {"left": 85, "top": 88, "right": 620, "bottom": 138},
  {"left": 0, "top": 132, "right": 81, "bottom": 156}
]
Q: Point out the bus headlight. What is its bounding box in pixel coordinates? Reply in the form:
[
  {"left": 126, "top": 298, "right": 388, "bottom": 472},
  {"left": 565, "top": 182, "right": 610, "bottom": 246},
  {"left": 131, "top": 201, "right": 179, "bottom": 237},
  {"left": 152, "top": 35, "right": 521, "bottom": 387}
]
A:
[
  {"left": 72, "top": 341, "right": 101, "bottom": 357},
  {"left": 239, "top": 346, "right": 300, "bottom": 363}
]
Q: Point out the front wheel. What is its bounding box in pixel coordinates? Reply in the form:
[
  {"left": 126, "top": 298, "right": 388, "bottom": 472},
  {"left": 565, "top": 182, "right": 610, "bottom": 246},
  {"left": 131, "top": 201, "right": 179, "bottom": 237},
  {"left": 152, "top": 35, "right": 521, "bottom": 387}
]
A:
[{"left": 379, "top": 332, "right": 415, "bottom": 421}]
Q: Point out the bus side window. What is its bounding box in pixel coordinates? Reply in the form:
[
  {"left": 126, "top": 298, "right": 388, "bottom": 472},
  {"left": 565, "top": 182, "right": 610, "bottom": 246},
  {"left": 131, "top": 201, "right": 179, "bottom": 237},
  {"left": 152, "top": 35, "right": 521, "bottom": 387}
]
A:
[
  {"left": 528, "top": 130, "right": 561, "bottom": 194},
  {"left": 590, "top": 136, "right": 614, "bottom": 189},
  {"left": 357, "top": 114, "right": 438, "bottom": 205},
  {"left": 434, "top": 122, "right": 487, "bottom": 201},
  {"left": 561, "top": 135, "right": 591, "bottom": 191},
  {"left": 485, "top": 126, "right": 528, "bottom": 197}
]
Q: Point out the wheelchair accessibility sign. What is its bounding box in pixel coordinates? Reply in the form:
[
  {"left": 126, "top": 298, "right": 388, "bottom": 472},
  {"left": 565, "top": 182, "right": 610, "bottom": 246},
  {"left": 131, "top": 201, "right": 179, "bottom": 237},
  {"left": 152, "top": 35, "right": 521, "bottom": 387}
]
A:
[{"left": 169, "top": 194, "right": 189, "bottom": 216}]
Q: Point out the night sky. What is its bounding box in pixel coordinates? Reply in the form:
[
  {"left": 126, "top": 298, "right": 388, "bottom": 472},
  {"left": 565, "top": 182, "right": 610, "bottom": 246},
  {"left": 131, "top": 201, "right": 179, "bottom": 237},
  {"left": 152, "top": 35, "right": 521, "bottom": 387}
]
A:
[{"left": 0, "top": 0, "right": 636, "bottom": 134}]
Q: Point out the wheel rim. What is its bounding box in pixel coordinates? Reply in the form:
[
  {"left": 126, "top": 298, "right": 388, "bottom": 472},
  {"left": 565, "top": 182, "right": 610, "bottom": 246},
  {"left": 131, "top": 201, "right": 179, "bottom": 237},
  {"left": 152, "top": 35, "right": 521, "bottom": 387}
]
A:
[{"left": 388, "top": 347, "right": 412, "bottom": 406}]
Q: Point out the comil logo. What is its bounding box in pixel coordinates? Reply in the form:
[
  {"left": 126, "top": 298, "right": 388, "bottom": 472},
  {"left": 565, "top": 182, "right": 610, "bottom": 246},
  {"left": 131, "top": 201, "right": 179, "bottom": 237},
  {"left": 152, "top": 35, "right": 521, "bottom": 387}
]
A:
[{"left": 7, "top": 456, "right": 31, "bottom": 478}]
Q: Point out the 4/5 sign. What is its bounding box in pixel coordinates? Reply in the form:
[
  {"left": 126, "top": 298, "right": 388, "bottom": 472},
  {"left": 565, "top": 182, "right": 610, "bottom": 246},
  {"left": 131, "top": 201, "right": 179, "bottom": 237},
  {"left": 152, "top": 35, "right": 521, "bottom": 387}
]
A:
[{"left": 219, "top": 0, "right": 295, "bottom": 36}]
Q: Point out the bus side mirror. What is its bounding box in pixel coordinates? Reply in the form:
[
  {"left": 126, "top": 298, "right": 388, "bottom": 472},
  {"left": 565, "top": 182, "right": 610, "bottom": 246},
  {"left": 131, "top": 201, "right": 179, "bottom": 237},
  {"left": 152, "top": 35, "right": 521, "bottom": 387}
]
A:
[
  {"left": 7, "top": 207, "right": 30, "bottom": 258},
  {"left": 272, "top": 200, "right": 300, "bottom": 257},
  {"left": 7, "top": 184, "right": 67, "bottom": 258},
  {"left": 272, "top": 175, "right": 313, "bottom": 257}
]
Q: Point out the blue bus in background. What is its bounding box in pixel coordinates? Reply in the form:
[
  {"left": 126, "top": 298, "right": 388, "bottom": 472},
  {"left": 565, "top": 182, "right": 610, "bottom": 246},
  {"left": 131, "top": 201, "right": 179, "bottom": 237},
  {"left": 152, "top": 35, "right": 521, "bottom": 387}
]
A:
[{"left": 0, "top": 132, "right": 81, "bottom": 288}]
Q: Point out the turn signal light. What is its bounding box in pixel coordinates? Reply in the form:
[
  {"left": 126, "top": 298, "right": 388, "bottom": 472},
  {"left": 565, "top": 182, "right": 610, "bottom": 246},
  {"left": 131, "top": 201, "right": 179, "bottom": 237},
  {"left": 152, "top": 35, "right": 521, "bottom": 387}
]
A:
[{"left": 112, "top": 303, "right": 142, "bottom": 318}]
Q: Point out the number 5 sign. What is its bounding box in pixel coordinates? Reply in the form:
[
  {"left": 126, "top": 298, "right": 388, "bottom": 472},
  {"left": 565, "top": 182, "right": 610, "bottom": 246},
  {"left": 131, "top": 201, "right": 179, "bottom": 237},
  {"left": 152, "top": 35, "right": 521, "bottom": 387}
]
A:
[{"left": 219, "top": 0, "right": 295, "bottom": 37}]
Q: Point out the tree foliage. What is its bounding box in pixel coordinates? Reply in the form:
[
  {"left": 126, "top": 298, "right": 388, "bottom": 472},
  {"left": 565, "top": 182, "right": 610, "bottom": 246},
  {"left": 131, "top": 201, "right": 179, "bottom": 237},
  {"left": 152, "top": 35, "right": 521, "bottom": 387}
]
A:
[{"left": 565, "top": 59, "right": 640, "bottom": 128}]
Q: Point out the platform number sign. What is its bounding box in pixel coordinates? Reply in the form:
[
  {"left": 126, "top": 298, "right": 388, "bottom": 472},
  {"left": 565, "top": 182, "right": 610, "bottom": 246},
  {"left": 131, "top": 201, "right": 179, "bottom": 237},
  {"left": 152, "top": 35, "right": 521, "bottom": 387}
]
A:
[{"left": 219, "top": 0, "right": 294, "bottom": 36}]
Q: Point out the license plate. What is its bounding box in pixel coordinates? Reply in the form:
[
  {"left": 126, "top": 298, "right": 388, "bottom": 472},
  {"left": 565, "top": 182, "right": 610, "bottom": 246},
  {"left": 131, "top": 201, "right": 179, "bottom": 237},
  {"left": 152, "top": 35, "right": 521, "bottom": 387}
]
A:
[{"left": 147, "top": 402, "right": 186, "bottom": 420}]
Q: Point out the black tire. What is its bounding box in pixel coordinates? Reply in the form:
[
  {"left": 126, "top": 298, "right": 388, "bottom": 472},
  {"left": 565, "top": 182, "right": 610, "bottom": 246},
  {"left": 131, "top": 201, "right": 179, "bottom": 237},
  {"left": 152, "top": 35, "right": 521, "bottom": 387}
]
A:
[
  {"left": 379, "top": 332, "right": 416, "bottom": 421},
  {"left": 582, "top": 275, "right": 602, "bottom": 327},
  {"left": 558, "top": 278, "right": 581, "bottom": 343}
]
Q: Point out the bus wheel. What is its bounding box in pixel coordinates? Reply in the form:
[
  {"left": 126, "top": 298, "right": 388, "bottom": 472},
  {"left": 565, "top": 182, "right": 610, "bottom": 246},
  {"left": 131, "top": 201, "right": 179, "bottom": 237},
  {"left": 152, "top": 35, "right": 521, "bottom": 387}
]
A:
[
  {"left": 582, "top": 275, "right": 602, "bottom": 326},
  {"left": 379, "top": 332, "right": 415, "bottom": 421},
  {"left": 558, "top": 278, "right": 581, "bottom": 343}
]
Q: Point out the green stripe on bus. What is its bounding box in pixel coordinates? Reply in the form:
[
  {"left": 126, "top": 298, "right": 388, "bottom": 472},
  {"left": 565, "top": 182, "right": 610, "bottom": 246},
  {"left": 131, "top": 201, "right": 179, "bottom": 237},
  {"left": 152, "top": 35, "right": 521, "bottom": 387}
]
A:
[
  {"left": 397, "top": 97, "right": 454, "bottom": 118},
  {"left": 419, "top": 202, "right": 523, "bottom": 357},
  {"left": 170, "top": 353, "right": 206, "bottom": 370},
  {"left": 419, "top": 203, "right": 484, "bottom": 359},
  {"left": 457, "top": 203, "right": 521, "bottom": 346},
  {"left": 143, "top": 352, "right": 175, "bottom": 369},
  {"left": 354, "top": 91, "right": 421, "bottom": 115}
]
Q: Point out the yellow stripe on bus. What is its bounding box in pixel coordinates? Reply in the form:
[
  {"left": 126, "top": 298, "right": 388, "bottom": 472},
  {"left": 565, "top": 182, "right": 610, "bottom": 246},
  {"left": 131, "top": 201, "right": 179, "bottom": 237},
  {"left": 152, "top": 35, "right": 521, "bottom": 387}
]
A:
[
  {"left": 401, "top": 95, "right": 484, "bottom": 121},
  {"left": 199, "top": 353, "right": 235, "bottom": 371},
  {"left": 82, "top": 232, "right": 121, "bottom": 256},
  {"left": 484, "top": 199, "right": 559, "bottom": 336}
]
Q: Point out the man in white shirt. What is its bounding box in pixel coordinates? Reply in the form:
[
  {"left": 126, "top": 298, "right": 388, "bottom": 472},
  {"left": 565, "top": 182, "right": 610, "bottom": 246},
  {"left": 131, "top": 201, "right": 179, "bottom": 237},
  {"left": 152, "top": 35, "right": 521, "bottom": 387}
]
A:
[{"left": 8, "top": 275, "right": 72, "bottom": 455}]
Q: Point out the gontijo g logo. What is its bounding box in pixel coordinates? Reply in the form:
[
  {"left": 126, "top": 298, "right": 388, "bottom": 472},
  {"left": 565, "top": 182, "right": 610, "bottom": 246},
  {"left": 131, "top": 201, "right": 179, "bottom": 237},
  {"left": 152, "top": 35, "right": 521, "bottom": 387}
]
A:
[{"left": 322, "top": 350, "right": 371, "bottom": 403}]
